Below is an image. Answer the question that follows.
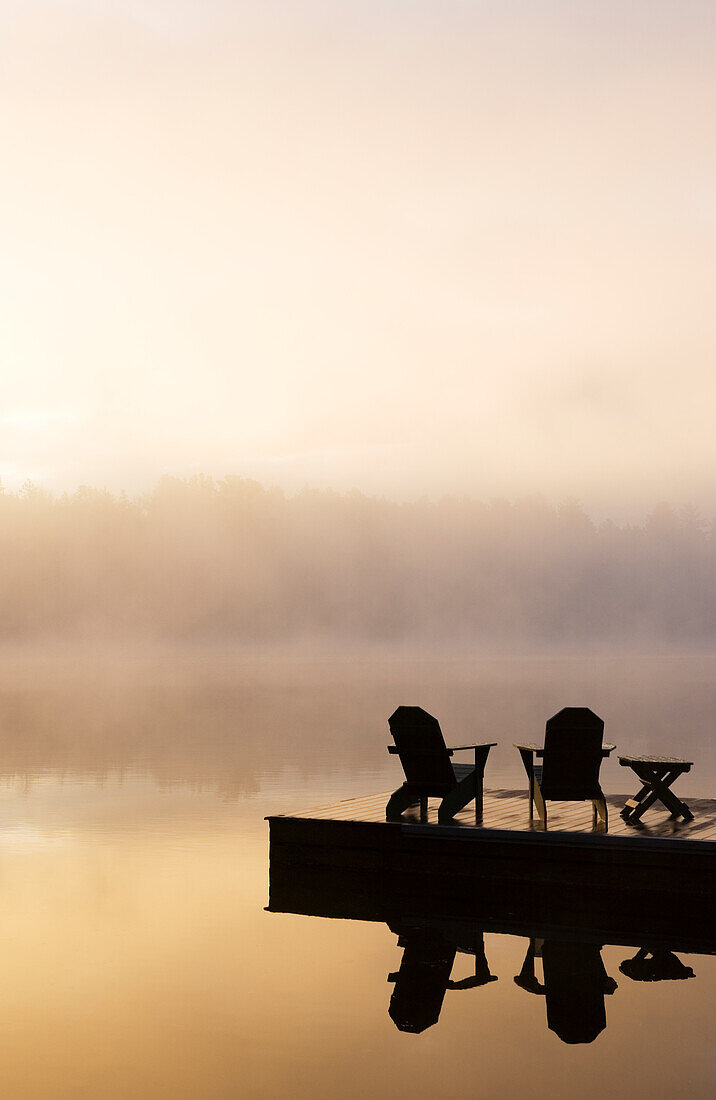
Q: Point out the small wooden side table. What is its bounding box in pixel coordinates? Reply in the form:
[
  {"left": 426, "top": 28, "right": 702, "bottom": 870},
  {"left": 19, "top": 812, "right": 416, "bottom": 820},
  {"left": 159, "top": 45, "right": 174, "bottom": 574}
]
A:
[{"left": 618, "top": 755, "right": 693, "bottom": 822}]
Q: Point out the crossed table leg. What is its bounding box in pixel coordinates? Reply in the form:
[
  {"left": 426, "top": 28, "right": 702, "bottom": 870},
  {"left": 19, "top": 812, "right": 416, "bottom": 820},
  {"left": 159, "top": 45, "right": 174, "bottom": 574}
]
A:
[{"left": 619, "top": 755, "right": 693, "bottom": 823}]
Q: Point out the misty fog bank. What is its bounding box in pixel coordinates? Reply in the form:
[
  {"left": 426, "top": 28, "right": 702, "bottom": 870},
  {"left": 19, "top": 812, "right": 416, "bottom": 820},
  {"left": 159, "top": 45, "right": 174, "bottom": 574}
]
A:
[
  {"left": 0, "top": 476, "right": 713, "bottom": 648},
  {"left": 0, "top": 651, "right": 713, "bottom": 796}
]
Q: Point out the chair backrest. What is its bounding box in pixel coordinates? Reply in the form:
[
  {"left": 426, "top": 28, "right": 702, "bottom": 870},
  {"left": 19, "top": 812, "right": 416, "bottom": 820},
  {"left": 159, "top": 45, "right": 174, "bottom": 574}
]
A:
[
  {"left": 388, "top": 927, "right": 457, "bottom": 1033},
  {"left": 542, "top": 941, "right": 608, "bottom": 1044},
  {"left": 388, "top": 706, "right": 456, "bottom": 793},
  {"left": 540, "top": 707, "right": 605, "bottom": 800}
]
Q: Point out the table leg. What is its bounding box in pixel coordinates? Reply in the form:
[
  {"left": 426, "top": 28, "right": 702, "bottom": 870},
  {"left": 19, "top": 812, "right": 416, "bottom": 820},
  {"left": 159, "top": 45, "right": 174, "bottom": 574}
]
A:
[
  {"left": 622, "top": 765, "right": 693, "bottom": 823},
  {"left": 620, "top": 780, "right": 651, "bottom": 818},
  {"left": 652, "top": 769, "right": 693, "bottom": 820},
  {"left": 623, "top": 768, "right": 662, "bottom": 822}
]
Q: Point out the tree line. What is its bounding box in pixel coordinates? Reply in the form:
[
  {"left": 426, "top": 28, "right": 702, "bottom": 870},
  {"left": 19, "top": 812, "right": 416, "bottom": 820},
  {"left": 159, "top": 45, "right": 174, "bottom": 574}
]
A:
[{"left": 0, "top": 476, "right": 712, "bottom": 646}]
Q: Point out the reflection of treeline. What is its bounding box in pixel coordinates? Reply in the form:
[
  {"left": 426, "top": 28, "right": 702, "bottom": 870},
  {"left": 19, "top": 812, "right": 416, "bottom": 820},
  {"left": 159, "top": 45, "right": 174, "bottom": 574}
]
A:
[
  {"left": 0, "top": 476, "right": 713, "bottom": 643},
  {"left": 1, "top": 654, "right": 713, "bottom": 792}
]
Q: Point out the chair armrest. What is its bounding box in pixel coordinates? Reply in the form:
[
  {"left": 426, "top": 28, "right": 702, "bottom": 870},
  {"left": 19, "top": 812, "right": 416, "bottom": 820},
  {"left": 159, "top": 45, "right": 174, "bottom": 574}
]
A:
[
  {"left": 602, "top": 744, "right": 616, "bottom": 756},
  {"left": 447, "top": 742, "right": 497, "bottom": 752},
  {"left": 447, "top": 975, "right": 498, "bottom": 990},
  {"left": 514, "top": 743, "right": 544, "bottom": 756}
]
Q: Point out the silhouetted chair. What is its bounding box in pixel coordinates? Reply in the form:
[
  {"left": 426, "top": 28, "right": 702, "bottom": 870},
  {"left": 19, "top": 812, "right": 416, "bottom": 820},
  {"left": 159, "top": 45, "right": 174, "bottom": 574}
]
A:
[
  {"left": 514, "top": 938, "right": 617, "bottom": 1044},
  {"left": 514, "top": 707, "right": 615, "bottom": 828},
  {"left": 619, "top": 948, "right": 695, "bottom": 982},
  {"left": 387, "top": 922, "right": 497, "bottom": 1033},
  {"left": 387, "top": 927, "right": 456, "bottom": 1033},
  {"left": 386, "top": 706, "right": 496, "bottom": 823}
]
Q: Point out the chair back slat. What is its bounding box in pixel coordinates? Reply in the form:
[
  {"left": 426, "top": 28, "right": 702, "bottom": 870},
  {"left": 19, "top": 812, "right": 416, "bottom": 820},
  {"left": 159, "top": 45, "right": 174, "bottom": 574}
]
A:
[
  {"left": 388, "top": 706, "right": 456, "bottom": 793},
  {"left": 388, "top": 928, "right": 456, "bottom": 1033},
  {"left": 542, "top": 941, "right": 608, "bottom": 1044},
  {"left": 540, "top": 708, "right": 605, "bottom": 800}
]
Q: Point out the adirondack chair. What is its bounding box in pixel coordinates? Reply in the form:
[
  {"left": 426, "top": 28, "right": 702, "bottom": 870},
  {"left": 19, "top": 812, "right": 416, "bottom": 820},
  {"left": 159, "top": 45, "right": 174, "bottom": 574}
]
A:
[
  {"left": 514, "top": 707, "right": 615, "bottom": 828},
  {"left": 387, "top": 925, "right": 457, "bottom": 1033},
  {"left": 514, "top": 938, "right": 617, "bottom": 1044},
  {"left": 386, "top": 706, "right": 496, "bottom": 823},
  {"left": 387, "top": 921, "right": 497, "bottom": 1033}
]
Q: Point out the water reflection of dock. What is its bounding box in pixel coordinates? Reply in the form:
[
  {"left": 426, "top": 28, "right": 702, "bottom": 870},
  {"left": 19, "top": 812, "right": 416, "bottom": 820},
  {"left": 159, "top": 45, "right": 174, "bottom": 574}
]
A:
[
  {"left": 268, "top": 802, "right": 715, "bottom": 1043},
  {"left": 267, "top": 789, "right": 716, "bottom": 950}
]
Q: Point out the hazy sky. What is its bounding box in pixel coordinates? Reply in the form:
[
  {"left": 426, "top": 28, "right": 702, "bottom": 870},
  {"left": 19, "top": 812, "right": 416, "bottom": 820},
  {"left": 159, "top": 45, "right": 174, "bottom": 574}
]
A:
[{"left": 1, "top": 0, "right": 714, "bottom": 517}]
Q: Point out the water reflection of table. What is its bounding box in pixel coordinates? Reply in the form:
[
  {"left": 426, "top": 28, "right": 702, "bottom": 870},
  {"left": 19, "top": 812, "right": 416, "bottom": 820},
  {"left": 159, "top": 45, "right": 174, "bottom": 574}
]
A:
[{"left": 619, "top": 948, "right": 695, "bottom": 982}]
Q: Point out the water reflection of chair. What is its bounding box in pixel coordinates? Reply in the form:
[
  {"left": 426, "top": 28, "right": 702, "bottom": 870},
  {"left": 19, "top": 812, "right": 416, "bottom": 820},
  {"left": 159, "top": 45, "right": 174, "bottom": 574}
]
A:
[
  {"left": 514, "top": 938, "right": 617, "bottom": 1044},
  {"left": 515, "top": 707, "right": 614, "bottom": 829},
  {"left": 619, "top": 948, "right": 695, "bottom": 982},
  {"left": 387, "top": 922, "right": 497, "bottom": 1033},
  {"left": 386, "top": 706, "right": 495, "bottom": 823}
]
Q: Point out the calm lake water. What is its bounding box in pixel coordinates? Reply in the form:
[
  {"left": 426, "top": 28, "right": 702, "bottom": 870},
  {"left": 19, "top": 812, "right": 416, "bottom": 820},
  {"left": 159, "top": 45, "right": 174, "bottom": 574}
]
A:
[{"left": 0, "top": 650, "right": 713, "bottom": 1098}]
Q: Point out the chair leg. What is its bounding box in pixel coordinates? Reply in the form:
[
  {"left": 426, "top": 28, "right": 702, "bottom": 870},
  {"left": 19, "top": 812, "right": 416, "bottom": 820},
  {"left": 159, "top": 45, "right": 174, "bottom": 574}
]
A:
[
  {"left": 532, "top": 781, "right": 547, "bottom": 827},
  {"left": 386, "top": 786, "right": 420, "bottom": 820},
  {"left": 516, "top": 747, "right": 535, "bottom": 819},
  {"left": 593, "top": 794, "right": 608, "bottom": 829},
  {"left": 438, "top": 773, "right": 477, "bottom": 823},
  {"left": 473, "top": 744, "right": 491, "bottom": 820}
]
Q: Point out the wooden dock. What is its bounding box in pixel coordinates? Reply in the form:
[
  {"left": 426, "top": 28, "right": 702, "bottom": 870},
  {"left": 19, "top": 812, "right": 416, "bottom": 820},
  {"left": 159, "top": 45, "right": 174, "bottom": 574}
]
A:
[
  {"left": 276, "top": 788, "right": 716, "bottom": 840},
  {"left": 267, "top": 789, "right": 716, "bottom": 951}
]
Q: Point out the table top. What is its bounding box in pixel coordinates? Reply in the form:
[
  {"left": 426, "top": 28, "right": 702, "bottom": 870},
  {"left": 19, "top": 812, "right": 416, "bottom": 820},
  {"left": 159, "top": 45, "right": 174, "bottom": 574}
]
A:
[{"left": 619, "top": 754, "right": 693, "bottom": 768}]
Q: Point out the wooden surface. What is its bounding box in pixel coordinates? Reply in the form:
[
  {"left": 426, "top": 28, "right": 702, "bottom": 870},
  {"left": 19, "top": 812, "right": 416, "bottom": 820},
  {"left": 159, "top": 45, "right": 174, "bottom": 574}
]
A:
[
  {"left": 619, "top": 754, "right": 693, "bottom": 767},
  {"left": 281, "top": 788, "right": 716, "bottom": 844}
]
